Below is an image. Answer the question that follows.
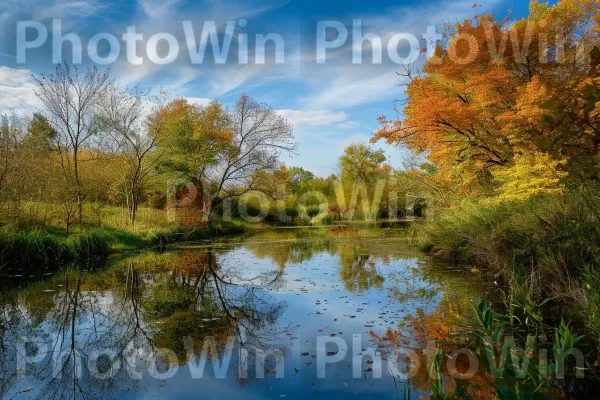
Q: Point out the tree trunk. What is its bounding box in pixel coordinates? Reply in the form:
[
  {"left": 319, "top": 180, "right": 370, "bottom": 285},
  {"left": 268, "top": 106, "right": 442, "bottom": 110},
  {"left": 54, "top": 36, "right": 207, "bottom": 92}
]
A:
[
  {"left": 130, "top": 195, "right": 138, "bottom": 226},
  {"left": 128, "top": 182, "right": 138, "bottom": 226},
  {"left": 192, "top": 179, "right": 213, "bottom": 224},
  {"left": 73, "top": 147, "right": 84, "bottom": 225},
  {"left": 207, "top": 204, "right": 213, "bottom": 226}
]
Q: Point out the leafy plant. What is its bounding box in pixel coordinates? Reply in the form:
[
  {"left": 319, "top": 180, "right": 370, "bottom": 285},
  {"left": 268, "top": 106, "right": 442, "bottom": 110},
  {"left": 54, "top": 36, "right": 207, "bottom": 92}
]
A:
[
  {"left": 549, "top": 320, "right": 585, "bottom": 379},
  {"left": 426, "top": 347, "right": 454, "bottom": 400}
]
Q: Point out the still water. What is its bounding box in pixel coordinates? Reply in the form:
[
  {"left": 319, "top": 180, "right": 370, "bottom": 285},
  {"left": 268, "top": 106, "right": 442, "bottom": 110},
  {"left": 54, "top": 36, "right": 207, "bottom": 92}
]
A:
[{"left": 0, "top": 224, "right": 488, "bottom": 399}]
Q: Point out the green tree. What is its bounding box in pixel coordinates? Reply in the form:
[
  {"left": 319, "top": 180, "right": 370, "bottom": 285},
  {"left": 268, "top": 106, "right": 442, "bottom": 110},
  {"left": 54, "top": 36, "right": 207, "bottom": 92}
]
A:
[
  {"left": 339, "top": 143, "right": 388, "bottom": 182},
  {"left": 288, "top": 166, "right": 315, "bottom": 194},
  {"left": 153, "top": 95, "right": 296, "bottom": 224},
  {"left": 151, "top": 98, "right": 233, "bottom": 217},
  {"left": 25, "top": 113, "right": 56, "bottom": 149},
  {"left": 338, "top": 143, "right": 391, "bottom": 219}
]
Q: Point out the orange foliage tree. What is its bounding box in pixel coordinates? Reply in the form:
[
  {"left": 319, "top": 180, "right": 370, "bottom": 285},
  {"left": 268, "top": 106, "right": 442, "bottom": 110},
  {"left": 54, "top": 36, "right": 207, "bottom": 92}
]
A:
[{"left": 373, "top": 0, "right": 600, "bottom": 199}]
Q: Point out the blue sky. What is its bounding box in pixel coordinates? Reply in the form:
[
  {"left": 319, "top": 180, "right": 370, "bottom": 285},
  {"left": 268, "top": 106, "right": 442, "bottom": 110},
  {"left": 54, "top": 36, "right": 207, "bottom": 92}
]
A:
[{"left": 0, "top": 0, "right": 551, "bottom": 176}]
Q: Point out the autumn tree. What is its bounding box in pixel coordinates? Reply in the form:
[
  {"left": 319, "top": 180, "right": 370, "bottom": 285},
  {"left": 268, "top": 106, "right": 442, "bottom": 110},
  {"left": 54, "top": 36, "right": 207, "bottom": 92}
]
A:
[
  {"left": 151, "top": 98, "right": 233, "bottom": 216},
  {"left": 0, "top": 115, "right": 23, "bottom": 197},
  {"left": 535, "top": 50, "right": 600, "bottom": 181},
  {"left": 337, "top": 143, "right": 391, "bottom": 219},
  {"left": 203, "top": 95, "right": 295, "bottom": 223},
  {"left": 154, "top": 95, "right": 295, "bottom": 224},
  {"left": 0, "top": 115, "right": 27, "bottom": 223},
  {"left": 373, "top": 0, "right": 600, "bottom": 199},
  {"left": 339, "top": 143, "right": 388, "bottom": 182}
]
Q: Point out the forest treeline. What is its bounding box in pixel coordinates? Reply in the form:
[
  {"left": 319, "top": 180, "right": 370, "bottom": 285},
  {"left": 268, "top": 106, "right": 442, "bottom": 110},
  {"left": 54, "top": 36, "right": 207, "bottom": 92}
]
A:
[
  {"left": 0, "top": 79, "right": 420, "bottom": 232},
  {"left": 0, "top": 61, "right": 425, "bottom": 268}
]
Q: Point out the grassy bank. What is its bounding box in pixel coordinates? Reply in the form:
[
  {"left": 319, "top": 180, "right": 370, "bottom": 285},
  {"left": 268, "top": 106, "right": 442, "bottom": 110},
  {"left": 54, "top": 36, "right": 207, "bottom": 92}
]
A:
[
  {"left": 416, "top": 191, "right": 600, "bottom": 353},
  {"left": 1, "top": 199, "right": 402, "bottom": 273},
  {"left": 0, "top": 215, "right": 250, "bottom": 276}
]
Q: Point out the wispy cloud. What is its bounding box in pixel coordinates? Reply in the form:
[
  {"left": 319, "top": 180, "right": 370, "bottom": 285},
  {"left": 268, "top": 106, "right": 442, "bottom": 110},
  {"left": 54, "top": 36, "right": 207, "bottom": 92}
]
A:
[
  {"left": 277, "top": 109, "right": 349, "bottom": 128},
  {"left": 294, "top": 0, "right": 505, "bottom": 110},
  {"left": 301, "top": 70, "right": 403, "bottom": 110},
  {"left": 138, "top": 0, "right": 183, "bottom": 20},
  {"left": 337, "top": 120, "right": 360, "bottom": 129},
  {"left": 2, "top": 0, "right": 104, "bottom": 21},
  {"left": 186, "top": 97, "right": 212, "bottom": 106},
  {"left": 0, "top": 66, "right": 40, "bottom": 114}
]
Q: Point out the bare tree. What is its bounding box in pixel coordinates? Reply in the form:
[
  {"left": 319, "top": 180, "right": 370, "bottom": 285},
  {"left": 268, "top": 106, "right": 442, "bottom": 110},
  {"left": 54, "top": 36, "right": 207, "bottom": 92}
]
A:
[
  {"left": 0, "top": 114, "right": 35, "bottom": 225},
  {"left": 98, "top": 86, "right": 165, "bottom": 225},
  {"left": 200, "top": 95, "right": 296, "bottom": 223},
  {"left": 33, "top": 63, "right": 115, "bottom": 224}
]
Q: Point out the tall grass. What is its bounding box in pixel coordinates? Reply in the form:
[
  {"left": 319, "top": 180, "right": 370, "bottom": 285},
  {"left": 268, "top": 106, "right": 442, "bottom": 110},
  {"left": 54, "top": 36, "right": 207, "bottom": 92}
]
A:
[
  {"left": 0, "top": 215, "right": 252, "bottom": 275},
  {"left": 142, "top": 219, "right": 249, "bottom": 249},
  {"left": 0, "top": 228, "right": 138, "bottom": 268},
  {"left": 418, "top": 189, "right": 600, "bottom": 351},
  {"left": 15, "top": 201, "right": 175, "bottom": 234}
]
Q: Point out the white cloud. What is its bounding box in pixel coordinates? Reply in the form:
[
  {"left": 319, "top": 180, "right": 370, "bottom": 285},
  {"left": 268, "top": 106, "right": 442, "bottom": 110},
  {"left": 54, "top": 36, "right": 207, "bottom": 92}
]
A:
[
  {"left": 35, "top": 0, "right": 101, "bottom": 19},
  {"left": 277, "top": 109, "right": 349, "bottom": 128},
  {"left": 186, "top": 97, "right": 212, "bottom": 106},
  {"left": 0, "top": 66, "right": 40, "bottom": 115},
  {"left": 138, "top": 0, "right": 183, "bottom": 19},
  {"left": 337, "top": 132, "right": 373, "bottom": 149},
  {"left": 337, "top": 120, "right": 360, "bottom": 129},
  {"left": 302, "top": 70, "right": 402, "bottom": 110}
]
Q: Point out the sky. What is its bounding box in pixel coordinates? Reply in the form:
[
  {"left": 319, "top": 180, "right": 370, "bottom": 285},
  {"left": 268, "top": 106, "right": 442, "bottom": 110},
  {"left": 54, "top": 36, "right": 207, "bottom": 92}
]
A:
[{"left": 0, "top": 0, "right": 553, "bottom": 176}]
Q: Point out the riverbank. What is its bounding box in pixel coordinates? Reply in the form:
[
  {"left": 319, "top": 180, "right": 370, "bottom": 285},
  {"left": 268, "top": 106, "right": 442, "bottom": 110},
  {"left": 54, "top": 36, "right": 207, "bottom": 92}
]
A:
[
  {"left": 0, "top": 217, "right": 417, "bottom": 281},
  {"left": 415, "top": 194, "right": 600, "bottom": 359},
  {"left": 0, "top": 200, "right": 420, "bottom": 274},
  {"left": 0, "top": 219, "right": 250, "bottom": 276}
]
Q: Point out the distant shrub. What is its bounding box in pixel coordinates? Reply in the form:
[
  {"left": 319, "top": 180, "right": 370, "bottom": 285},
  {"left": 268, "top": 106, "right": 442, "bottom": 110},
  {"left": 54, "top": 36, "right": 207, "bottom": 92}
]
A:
[{"left": 306, "top": 205, "right": 323, "bottom": 218}]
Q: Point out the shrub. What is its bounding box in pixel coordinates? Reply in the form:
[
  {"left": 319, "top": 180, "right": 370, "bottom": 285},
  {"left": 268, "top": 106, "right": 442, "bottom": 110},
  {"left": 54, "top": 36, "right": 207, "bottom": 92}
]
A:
[{"left": 306, "top": 205, "right": 323, "bottom": 218}]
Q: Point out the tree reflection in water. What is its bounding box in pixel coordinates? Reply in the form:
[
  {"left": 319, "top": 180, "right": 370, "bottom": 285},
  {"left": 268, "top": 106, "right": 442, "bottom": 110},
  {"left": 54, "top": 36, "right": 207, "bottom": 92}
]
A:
[
  {"left": 0, "top": 225, "right": 481, "bottom": 400},
  {"left": 0, "top": 248, "right": 286, "bottom": 399},
  {"left": 241, "top": 228, "right": 395, "bottom": 293}
]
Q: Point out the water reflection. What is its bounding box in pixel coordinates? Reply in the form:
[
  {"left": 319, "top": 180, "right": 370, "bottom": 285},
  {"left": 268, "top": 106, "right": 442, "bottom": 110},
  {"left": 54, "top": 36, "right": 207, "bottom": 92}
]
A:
[{"left": 0, "top": 225, "right": 486, "bottom": 399}]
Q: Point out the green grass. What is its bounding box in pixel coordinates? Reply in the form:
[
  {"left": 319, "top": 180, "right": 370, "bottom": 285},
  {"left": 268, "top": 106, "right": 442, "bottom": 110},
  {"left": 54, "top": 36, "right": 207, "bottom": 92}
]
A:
[
  {"left": 0, "top": 201, "right": 253, "bottom": 272},
  {"left": 416, "top": 191, "right": 600, "bottom": 352},
  {"left": 18, "top": 201, "right": 175, "bottom": 234},
  {"left": 0, "top": 229, "right": 103, "bottom": 274}
]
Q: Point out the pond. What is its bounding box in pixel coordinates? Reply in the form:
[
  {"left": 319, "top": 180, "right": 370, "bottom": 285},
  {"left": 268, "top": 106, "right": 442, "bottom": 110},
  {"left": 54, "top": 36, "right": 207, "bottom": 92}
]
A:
[{"left": 0, "top": 224, "right": 491, "bottom": 399}]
